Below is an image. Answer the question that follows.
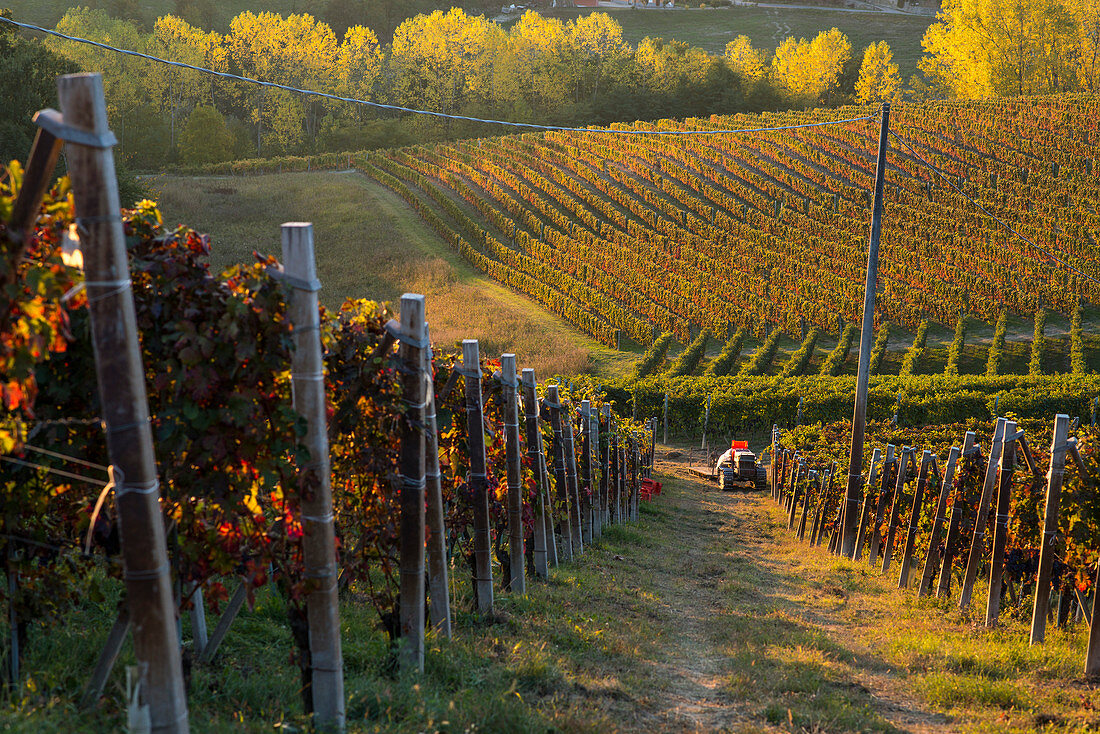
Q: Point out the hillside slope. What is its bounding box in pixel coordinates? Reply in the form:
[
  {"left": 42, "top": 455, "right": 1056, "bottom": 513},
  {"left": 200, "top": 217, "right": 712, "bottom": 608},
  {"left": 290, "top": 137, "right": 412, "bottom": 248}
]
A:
[
  {"left": 150, "top": 170, "right": 636, "bottom": 378},
  {"left": 361, "top": 96, "right": 1100, "bottom": 349}
]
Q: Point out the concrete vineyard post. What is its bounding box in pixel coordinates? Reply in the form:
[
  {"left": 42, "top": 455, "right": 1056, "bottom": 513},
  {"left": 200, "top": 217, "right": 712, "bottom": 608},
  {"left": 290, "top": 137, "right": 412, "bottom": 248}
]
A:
[
  {"left": 919, "top": 438, "right": 969, "bottom": 598},
  {"left": 592, "top": 408, "right": 603, "bottom": 539},
  {"left": 987, "top": 420, "right": 1018, "bottom": 626},
  {"left": 854, "top": 448, "right": 881, "bottom": 561},
  {"left": 868, "top": 445, "right": 895, "bottom": 564},
  {"left": 788, "top": 462, "right": 804, "bottom": 531},
  {"left": 602, "top": 405, "right": 612, "bottom": 526},
  {"left": 939, "top": 440, "right": 981, "bottom": 598},
  {"left": 1031, "top": 415, "right": 1070, "bottom": 644},
  {"left": 393, "top": 294, "right": 428, "bottom": 677},
  {"left": 774, "top": 431, "right": 783, "bottom": 499},
  {"left": 602, "top": 404, "right": 611, "bottom": 526},
  {"left": 282, "top": 224, "right": 346, "bottom": 718},
  {"left": 522, "top": 370, "right": 550, "bottom": 579},
  {"left": 562, "top": 403, "right": 584, "bottom": 554},
  {"left": 501, "top": 355, "right": 525, "bottom": 594},
  {"left": 844, "top": 102, "right": 891, "bottom": 558},
  {"left": 546, "top": 385, "right": 574, "bottom": 561},
  {"left": 631, "top": 438, "right": 640, "bottom": 521},
  {"left": 882, "top": 449, "right": 913, "bottom": 576},
  {"left": 540, "top": 448, "right": 559, "bottom": 567},
  {"left": 798, "top": 473, "right": 818, "bottom": 541},
  {"left": 57, "top": 73, "right": 189, "bottom": 734},
  {"left": 462, "top": 340, "right": 494, "bottom": 611},
  {"left": 619, "top": 443, "right": 628, "bottom": 522},
  {"left": 663, "top": 394, "right": 668, "bottom": 445},
  {"left": 611, "top": 431, "right": 622, "bottom": 525},
  {"left": 961, "top": 418, "right": 1007, "bottom": 613},
  {"left": 422, "top": 327, "right": 450, "bottom": 638},
  {"left": 580, "top": 401, "right": 593, "bottom": 545},
  {"left": 1087, "top": 560, "right": 1100, "bottom": 675}
]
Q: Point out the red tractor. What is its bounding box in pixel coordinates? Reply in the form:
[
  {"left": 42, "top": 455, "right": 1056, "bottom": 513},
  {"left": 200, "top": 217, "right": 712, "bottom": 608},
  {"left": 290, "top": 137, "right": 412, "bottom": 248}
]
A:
[{"left": 715, "top": 440, "right": 768, "bottom": 491}]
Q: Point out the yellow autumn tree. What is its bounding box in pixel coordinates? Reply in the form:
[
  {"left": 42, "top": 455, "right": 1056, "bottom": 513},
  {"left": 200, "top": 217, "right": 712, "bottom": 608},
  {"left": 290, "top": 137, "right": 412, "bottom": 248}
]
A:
[
  {"left": 920, "top": 0, "right": 1078, "bottom": 98},
  {"left": 724, "top": 35, "right": 766, "bottom": 81},
  {"left": 149, "top": 16, "right": 226, "bottom": 150},
  {"left": 390, "top": 9, "right": 505, "bottom": 115},
  {"left": 770, "top": 28, "right": 851, "bottom": 104},
  {"left": 856, "top": 41, "right": 901, "bottom": 103},
  {"left": 492, "top": 11, "right": 570, "bottom": 120},
  {"left": 227, "top": 12, "right": 343, "bottom": 152},
  {"left": 564, "top": 12, "right": 631, "bottom": 102},
  {"left": 1068, "top": 0, "right": 1100, "bottom": 91}
]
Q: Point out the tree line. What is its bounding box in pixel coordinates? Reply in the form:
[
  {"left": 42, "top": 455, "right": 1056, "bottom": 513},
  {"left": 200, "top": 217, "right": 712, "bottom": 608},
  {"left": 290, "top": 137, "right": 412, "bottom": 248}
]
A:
[{"left": 8, "top": 7, "right": 900, "bottom": 168}]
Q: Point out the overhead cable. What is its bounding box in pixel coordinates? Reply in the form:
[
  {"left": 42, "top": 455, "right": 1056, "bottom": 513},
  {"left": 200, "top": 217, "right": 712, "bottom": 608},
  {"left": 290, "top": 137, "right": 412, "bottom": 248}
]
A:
[{"left": 0, "top": 16, "right": 873, "bottom": 136}]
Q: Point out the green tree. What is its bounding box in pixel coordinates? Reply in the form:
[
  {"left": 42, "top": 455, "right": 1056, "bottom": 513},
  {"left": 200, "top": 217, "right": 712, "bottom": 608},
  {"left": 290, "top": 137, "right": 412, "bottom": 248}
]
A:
[
  {"left": 856, "top": 41, "right": 901, "bottom": 103},
  {"left": 0, "top": 11, "right": 78, "bottom": 166},
  {"left": 178, "top": 104, "right": 235, "bottom": 165}
]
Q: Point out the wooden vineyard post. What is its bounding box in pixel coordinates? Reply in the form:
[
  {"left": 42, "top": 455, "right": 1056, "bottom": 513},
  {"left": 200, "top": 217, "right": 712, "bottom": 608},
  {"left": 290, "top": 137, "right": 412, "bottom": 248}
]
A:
[
  {"left": 281, "top": 224, "right": 347, "bottom": 719},
  {"left": 881, "top": 449, "right": 914, "bottom": 575},
  {"left": 58, "top": 73, "right": 189, "bottom": 732},
  {"left": 867, "top": 445, "right": 895, "bottom": 564},
  {"left": 987, "top": 420, "right": 1019, "bottom": 626},
  {"left": 462, "top": 340, "right": 495, "bottom": 611},
  {"left": 898, "top": 451, "right": 934, "bottom": 587},
  {"left": 546, "top": 386, "right": 574, "bottom": 561},
  {"left": 522, "top": 370, "right": 550, "bottom": 579},
  {"left": 501, "top": 355, "right": 525, "bottom": 594},
  {"left": 1032, "top": 414, "right": 1070, "bottom": 644},
  {"left": 844, "top": 102, "right": 891, "bottom": 558},
  {"left": 393, "top": 295, "right": 429, "bottom": 671},
  {"left": 422, "top": 327, "right": 450, "bottom": 638},
  {"left": 854, "top": 448, "right": 881, "bottom": 561},
  {"left": 919, "top": 438, "right": 968, "bottom": 598},
  {"left": 562, "top": 402, "right": 585, "bottom": 554},
  {"left": 960, "top": 418, "right": 1007, "bottom": 613},
  {"left": 580, "top": 401, "right": 594, "bottom": 544}
]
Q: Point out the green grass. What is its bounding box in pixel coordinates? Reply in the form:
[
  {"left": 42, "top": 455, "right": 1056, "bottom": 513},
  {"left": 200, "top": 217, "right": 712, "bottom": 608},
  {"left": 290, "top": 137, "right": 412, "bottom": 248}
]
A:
[
  {"left": 545, "top": 6, "right": 935, "bottom": 80},
  {"left": 149, "top": 170, "right": 638, "bottom": 380},
  {"left": 5, "top": 467, "right": 1100, "bottom": 731},
  {"left": 4, "top": 0, "right": 300, "bottom": 33}
]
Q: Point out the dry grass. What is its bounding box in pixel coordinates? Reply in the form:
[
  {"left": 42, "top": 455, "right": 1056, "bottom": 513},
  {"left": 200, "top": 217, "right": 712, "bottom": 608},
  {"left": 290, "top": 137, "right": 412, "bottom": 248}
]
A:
[{"left": 148, "top": 171, "right": 636, "bottom": 379}]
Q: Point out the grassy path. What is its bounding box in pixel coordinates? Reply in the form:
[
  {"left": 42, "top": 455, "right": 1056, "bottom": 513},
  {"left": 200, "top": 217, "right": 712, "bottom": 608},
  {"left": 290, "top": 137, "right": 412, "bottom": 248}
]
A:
[{"left": 573, "top": 455, "right": 1099, "bottom": 733}]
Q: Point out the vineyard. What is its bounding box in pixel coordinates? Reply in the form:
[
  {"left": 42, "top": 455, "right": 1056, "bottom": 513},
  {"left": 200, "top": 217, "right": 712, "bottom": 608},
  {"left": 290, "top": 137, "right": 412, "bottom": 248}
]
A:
[
  {"left": 770, "top": 413, "right": 1100, "bottom": 673},
  {"left": 332, "top": 96, "right": 1100, "bottom": 351},
  {"left": 1, "top": 77, "right": 659, "bottom": 732},
  {"left": 8, "top": 43, "right": 1100, "bottom": 729}
]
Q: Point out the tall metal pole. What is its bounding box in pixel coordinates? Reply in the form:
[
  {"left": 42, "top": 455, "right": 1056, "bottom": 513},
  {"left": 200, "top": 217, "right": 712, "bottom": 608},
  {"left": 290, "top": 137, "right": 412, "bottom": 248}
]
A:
[{"left": 843, "top": 102, "right": 891, "bottom": 558}]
